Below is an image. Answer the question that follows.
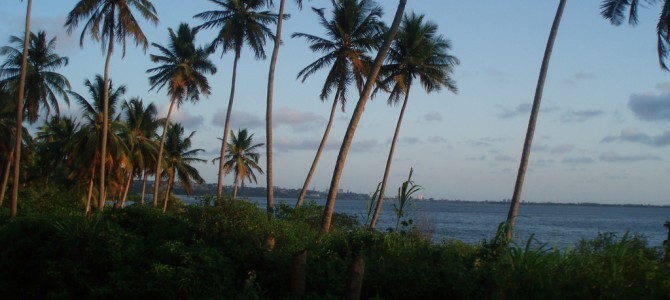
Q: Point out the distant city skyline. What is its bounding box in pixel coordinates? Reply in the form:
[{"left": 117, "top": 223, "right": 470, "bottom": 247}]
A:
[{"left": 1, "top": 1, "right": 669, "bottom": 205}]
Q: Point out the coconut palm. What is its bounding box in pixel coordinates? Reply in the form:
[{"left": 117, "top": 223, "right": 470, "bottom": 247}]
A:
[
  {"left": 161, "top": 123, "right": 205, "bottom": 213},
  {"left": 0, "top": 88, "right": 17, "bottom": 206},
  {"left": 601, "top": 0, "right": 670, "bottom": 70},
  {"left": 194, "top": 0, "right": 279, "bottom": 199},
  {"left": 321, "top": 0, "right": 406, "bottom": 232},
  {"left": 65, "top": 0, "right": 158, "bottom": 212},
  {"left": 120, "top": 97, "right": 159, "bottom": 206},
  {"left": 222, "top": 128, "right": 264, "bottom": 201},
  {"left": 147, "top": 23, "right": 216, "bottom": 207},
  {"left": 506, "top": 0, "right": 566, "bottom": 239},
  {"left": 264, "top": 0, "right": 303, "bottom": 215},
  {"left": 35, "top": 115, "right": 79, "bottom": 185},
  {"left": 292, "top": 0, "right": 386, "bottom": 208},
  {"left": 1, "top": 28, "right": 71, "bottom": 217},
  {"left": 368, "top": 12, "right": 459, "bottom": 230},
  {"left": 0, "top": 31, "right": 71, "bottom": 124},
  {"left": 68, "top": 75, "right": 129, "bottom": 213}
]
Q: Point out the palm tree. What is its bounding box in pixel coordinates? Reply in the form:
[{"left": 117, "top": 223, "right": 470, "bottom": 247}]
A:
[
  {"left": 368, "top": 12, "right": 459, "bottom": 230},
  {"left": 1, "top": 29, "right": 70, "bottom": 217},
  {"left": 0, "top": 31, "right": 71, "bottom": 124},
  {"left": 264, "top": 0, "right": 303, "bottom": 216},
  {"left": 120, "top": 97, "right": 159, "bottom": 206},
  {"left": 292, "top": 0, "right": 386, "bottom": 208},
  {"left": 601, "top": 0, "right": 670, "bottom": 70},
  {"left": 161, "top": 123, "right": 205, "bottom": 213},
  {"left": 65, "top": 0, "right": 158, "bottom": 212},
  {"left": 321, "top": 0, "right": 406, "bottom": 233},
  {"left": 147, "top": 23, "right": 216, "bottom": 208},
  {"left": 223, "top": 128, "right": 264, "bottom": 201},
  {"left": 35, "top": 115, "right": 80, "bottom": 185},
  {"left": 0, "top": 88, "right": 16, "bottom": 206},
  {"left": 195, "top": 0, "right": 279, "bottom": 199},
  {"left": 68, "top": 75, "right": 129, "bottom": 213},
  {"left": 505, "top": 0, "right": 566, "bottom": 240}
]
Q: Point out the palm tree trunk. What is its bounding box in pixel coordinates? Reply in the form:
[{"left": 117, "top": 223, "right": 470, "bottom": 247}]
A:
[
  {"left": 153, "top": 96, "right": 177, "bottom": 207},
  {"left": 321, "top": 0, "right": 407, "bottom": 232},
  {"left": 1, "top": 148, "right": 15, "bottom": 207},
  {"left": 217, "top": 51, "right": 241, "bottom": 199},
  {"left": 505, "top": 0, "right": 566, "bottom": 240},
  {"left": 370, "top": 86, "right": 411, "bottom": 230},
  {"left": 121, "top": 171, "right": 132, "bottom": 208},
  {"left": 232, "top": 176, "right": 239, "bottom": 203},
  {"left": 140, "top": 170, "right": 147, "bottom": 205},
  {"left": 163, "top": 171, "right": 174, "bottom": 213},
  {"left": 98, "top": 35, "right": 114, "bottom": 212},
  {"left": 85, "top": 168, "right": 95, "bottom": 215},
  {"left": 296, "top": 92, "right": 339, "bottom": 208},
  {"left": 266, "top": 0, "right": 287, "bottom": 216},
  {"left": 10, "top": 0, "right": 32, "bottom": 219}
]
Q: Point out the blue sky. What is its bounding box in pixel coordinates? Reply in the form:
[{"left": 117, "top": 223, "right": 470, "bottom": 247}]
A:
[{"left": 2, "top": 0, "right": 669, "bottom": 204}]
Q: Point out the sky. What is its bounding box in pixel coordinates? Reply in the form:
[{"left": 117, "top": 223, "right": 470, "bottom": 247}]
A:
[{"left": 1, "top": 0, "right": 669, "bottom": 205}]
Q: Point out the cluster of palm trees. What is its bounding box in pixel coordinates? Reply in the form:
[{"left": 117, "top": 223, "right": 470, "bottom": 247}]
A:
[{"left": 3, "top": 0, "right": 664, "bottom": 236}]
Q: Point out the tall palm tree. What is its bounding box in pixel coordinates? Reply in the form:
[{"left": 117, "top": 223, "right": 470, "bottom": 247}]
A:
[
  {"left": 223, "top": 128, "right": 264, "bottom": 201},
  {"left": 147, "top": 23, "right": 216, "bottom": 208},
  {"left": 0, "top": 88, "right": 17, "bottom": 206},
  {"left": 601, "top": 0, "right": 670, "bottom": 70},
  {"left": 264, "top": 0, "right": 303, "bottom": 216},
  {"left": 1, "top": 28, "right": 70, "bottom": 217},
  {"left": 369, "top": 12, "right": 459, "bottom": 230},
  {"left": 65, "top": 0, "right": 158, "bottom": 212},
  {"left": 68, "top": 75, "right": 129, "bottom": 212},
  {"left": 506, "top": 0, "right": 566, "bottom": 240},
  {"left": 161, "top": 123, "right": 205, "bottom": 213},
  {"left": 195, "top": 0, "right": 279, "bottom": 199},
  {"left": 0, "top": 31, "right": 71, "bottom": 124},
  {"left": 321, "top": 0, "right": 406, "bottom": 233},
  {"left": 121, "top": 97, "right": 158, "bottom": 206},
  {"left": 292, "top": 0, "right": 386, "bottom": 208}
]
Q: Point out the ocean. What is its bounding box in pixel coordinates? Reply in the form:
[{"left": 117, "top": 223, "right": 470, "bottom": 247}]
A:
[{"left": 178, "top": 195, "right": 670, "bottom": 250}]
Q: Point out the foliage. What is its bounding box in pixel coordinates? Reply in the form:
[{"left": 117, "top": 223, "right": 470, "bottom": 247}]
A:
[
  {"left": 1, "top": 190, "right": 669, "bottom": 299},
  {"left": 393, "top": 168, "right": 420, "bottom": 231}
]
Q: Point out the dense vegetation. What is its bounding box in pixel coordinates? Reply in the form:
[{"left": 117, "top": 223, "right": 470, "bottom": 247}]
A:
[{"left": 1, "top": 188, "right": 669, "bottom": 299}]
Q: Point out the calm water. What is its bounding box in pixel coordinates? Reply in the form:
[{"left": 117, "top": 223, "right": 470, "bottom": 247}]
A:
[{"left": 180, "top": 195, "right": 670, "bottom": 250}]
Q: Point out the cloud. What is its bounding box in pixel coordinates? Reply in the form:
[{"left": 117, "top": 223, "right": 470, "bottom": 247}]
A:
[
  {"left": 212, "top": 110, "right": 263, "bottom": 129},
  {"left": 423, "top": 112, "right": 443, "bottom": 122},
  {"left": 494, "top": 154, "right": 515, "bottom": 162},
  {"left": 599, "top": 151, "right": 662, "bottom": 163},
  {"left": 564, "top": 71, "right": 597, "bottom": 85},
  {"left": 274, "top": 137, "right": 378, "bottom": 153},
  {"left": 427, "top": 136, "right": 448, "bottom": 144},
  {"left": 498, "top": 103, "right": 532, "bottom": 119},
  {"left": 274, "top": 108, "right": 326, "bottom": 132},
  {"left": 656, "top": 82, "right": 670, "bottom": 91},
  {"left": 561, "top": 110, "right": 605, "bottom": 122},
  {"left": 550, "top": 144, "right": 574, "bottom": 154},
  {"left": 469, "top": 137, "right": 511, "bottom": 147},
  {"left": 628, "top": 93, "right": 670, "bottom": 121},
  {"left": 562, "top": 157, "right": 595, "bottom": 165},
  {"left": 601, "top": 128, "right": 670, "bottom": 147},
  {"left": 159, "top": 105, "right": 204, "bottom": 129},
  {"left": 497, "top": 103, "right": 559, "bottom": 119}
]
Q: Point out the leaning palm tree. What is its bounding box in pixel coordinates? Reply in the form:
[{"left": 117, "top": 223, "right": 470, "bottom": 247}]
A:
[
  {"left": 601, "top": 0, "right": 670, "bottom": 70},
  {"left": 505, "top": 0, "right": 566, "bottom": 240},
  {"left": 68, "top": 75, "right": 129, "bottom": 212},
  {"left": 120, "top": 97, "right": 159, "bottom": 206},
  {"left": 147, "top": 23, "right": 216, "bottom": 208},
  {"left": 0, "top": 88, "right": 17, "bottom": 206},
  {"left": 292, "top": 0, "right": 386, "bottom": 208},
  {"left": 321, "top": 0, "right": 407, "bottom": 232},
  {"left": 368, "top": 12, "right": 459, "bottom": 230},
  {"left": 264, "top": 0, "right": 303, "bottom": 216},
  {"left": 161, "top": 123, "right": 205, "bottom": 213},
  {"left": 222, "top": 128, "right": 264, "bottom": 201},
  {"left": 65, "top": 0, "right": 158, "bottom": 212},
  {"left": 195, "top": 0, "right": 279, "bottom": 199}
]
